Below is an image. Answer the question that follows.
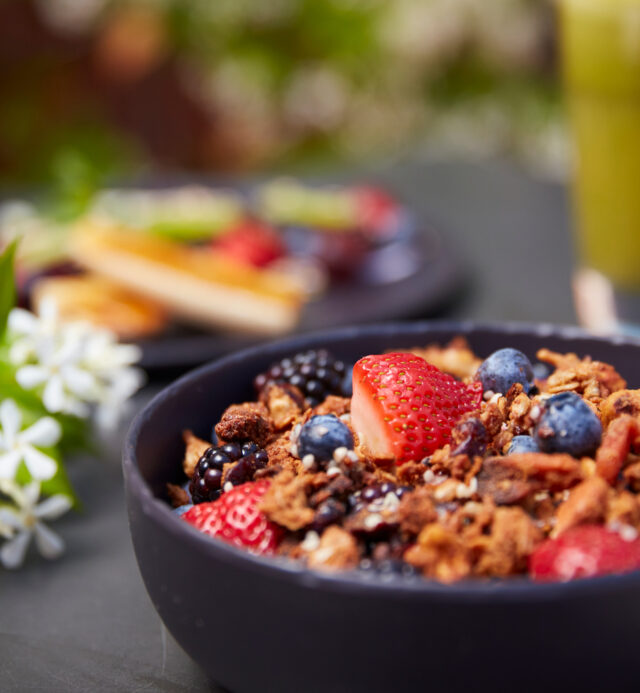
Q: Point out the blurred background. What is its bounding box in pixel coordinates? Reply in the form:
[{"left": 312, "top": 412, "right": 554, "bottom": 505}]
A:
[{"left": 0, "top": 0, "right": 566, "bottom": 191}]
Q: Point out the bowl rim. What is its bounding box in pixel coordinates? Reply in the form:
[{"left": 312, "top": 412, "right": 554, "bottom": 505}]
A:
[{"left": 123, "top": 319, "right": 640, "bottom": 603}]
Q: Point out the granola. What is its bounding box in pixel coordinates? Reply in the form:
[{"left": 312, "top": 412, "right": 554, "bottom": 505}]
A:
[{"left": 174, "top": 339, "right": 640, "bottom": 583}]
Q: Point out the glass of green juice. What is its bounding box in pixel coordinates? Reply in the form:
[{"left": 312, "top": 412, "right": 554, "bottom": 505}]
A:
[{"left": 559, "top": 0, "right": 640, "bottom": 332}]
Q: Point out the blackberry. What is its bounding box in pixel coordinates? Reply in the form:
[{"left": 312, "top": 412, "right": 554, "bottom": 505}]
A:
[
  {"left": 190, "top": 441, "right": 268, "bottom": 503},
  {"left": 348, "top": 482, "right": 410, "bottom": 514},
  {"left": 254, "top": 349, "right": 349, "bottom": 406}
]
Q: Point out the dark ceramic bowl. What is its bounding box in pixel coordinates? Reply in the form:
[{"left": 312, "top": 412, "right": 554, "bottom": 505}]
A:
[{"left": 124, "top": 321, "right": 640, "bottom": 693}]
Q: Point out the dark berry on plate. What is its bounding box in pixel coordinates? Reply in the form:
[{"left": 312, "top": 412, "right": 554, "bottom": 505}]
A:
[
  {"left": 476, "top": 348, "right": 534, "bottom": 395},
  {"left": 190, "top": 443, "right": 267, "bottom": 502},
  {"left": 298, "top": 414, "right": 354, "bottom": 462},
  {"left": 311, "top": 499, "right": 346, "bottom": 532},
  {"left": 507, "top": 435, "right": 540, "bottom": 454},
  {"left": 225, "top": 448, "right": 269, "bottom": 487},
  {"left": 348, "top": 482, "right": 409, "bottom": 514},
  {"left": 254, "top": 350, "right": 350, "bottom": 406},
  {"left": 534, "top": 392, "right": 602, "bottom": 457},
  {"left": 452, "top": 417, "right": 488, "bottom": 457}
]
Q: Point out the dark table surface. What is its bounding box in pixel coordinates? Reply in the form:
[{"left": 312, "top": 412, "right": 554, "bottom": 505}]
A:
[{"left": 0, "top": 156, "right": 575, "bottom": 692}]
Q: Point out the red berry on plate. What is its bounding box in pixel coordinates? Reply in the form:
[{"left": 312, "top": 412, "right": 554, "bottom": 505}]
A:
[
  {"left": 352, "top": 186, "right": 397, "bottom": 235},
  {"left": 182, "top": 480, "right": 282, "bottom": 555},
  {"left": 350, "top": 353, "right": 483, "bottom": 464},
  {"left": 529, "top": 525, "right": 640, "bottom": 582},
  {"left": 213, "top": 220, "right": 285, "bottom": 267}
]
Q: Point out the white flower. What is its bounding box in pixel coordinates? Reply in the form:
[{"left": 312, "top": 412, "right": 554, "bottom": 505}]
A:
[
  {"left": 0, "top": 481, "right": 71, "bottom": 569},
  {"left": 7, "top": 299, "right": 144, "bottom": 425},
  {"left": 0, "top": 400, "right": 60, "bottom": 480},
  {"left": 14, "top": 322, "right": 97, "bottom": 417},
  {"left": 7, "top": 298, "right": 62, "bottom": 366}
]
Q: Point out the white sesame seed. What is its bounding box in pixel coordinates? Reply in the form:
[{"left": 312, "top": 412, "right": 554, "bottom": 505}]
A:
[
  {"left": 223, "top": 482, "right": 233, "bottom": 493},
  {"left": 483, "top": 390, "right": 495, "bottom": 401},
  {"left": 423, "top": 469, "right": 435, "bottom": 484},
  {"left": 290, "top": 443, "right": 299, "bottom": 458},
  {"left": 488, "top": 392, "right": 502, "bottom": 405},
  {"left": 340, "top": 414, "right": 351, "bottom": 423},
  {"left": 364, "top": 513, "right": 383, "bottom": 530},
  {"left": 529, "top": 405, "right": 541, "bottom": 421},
  {"left": 533, "top": 491, "right": 549, "bottom": 502},
  {"left": 326, "top": 463, "right": 341, "bottom": 477},
  {"left": 382, "top": 492, "right": 400, "bottom": 511},
  {"left": 346, "top": 451, "right": 359, "bottom": 463},
  {"left": 333, "top": 447, "right": 349, "bottom": 463},
  {"left": 301, "top": 531, "right": 321, "bottom": 552},
  {"left": 302, "top": 454, "right": 316, "bottom": 470},
  {"left": 616, "top": 524, "right": 638, "bottom": 542}
]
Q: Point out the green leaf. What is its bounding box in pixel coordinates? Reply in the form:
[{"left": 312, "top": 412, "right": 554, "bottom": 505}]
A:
[{"left": 0, "top": 239, "right": 18, "bottom": 339}]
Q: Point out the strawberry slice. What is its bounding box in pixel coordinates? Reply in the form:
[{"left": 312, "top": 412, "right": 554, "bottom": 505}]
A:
[
  {"left": 529, "top": 525, "right": 640, "bottom": 582},
  {"left": 213, "top": 220, "right": 285, "bottom": 267},
  {"left": 350, "top": 353, "right": 482, "bottom": 464},
  {"left": 182, "top": 480, "right": 282, "bottom": 555}
]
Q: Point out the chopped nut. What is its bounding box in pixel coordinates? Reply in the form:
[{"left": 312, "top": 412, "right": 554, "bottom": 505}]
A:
[
  {"left": 553, "top": 475, "right": 610, "bottom": 537},
  {"left": 215, "top": 402, "right": 273, "bottom": 447},
  {"left": 182, "top": 430, "right": 210, "bottom": 477},
  {"left": 595, "top": 414, "right": 640, "bottom": 485},
  {"left": 307, "top": 526, "right": 359, "bottom": 571},
  {"left": 474, "top": 507, "right": 543, "bottom": 576},
  {"left": 259, "top": 470, "right": 315, "bottom": 531},
  {"left": 261, "top": 383, "right": 303, "bottom": 430},
  {"left": 404, "top": 524, "right": 471, "bottom": 582},
  {"left": 397, "top": 487, "right": 437, "bottom": 536}
]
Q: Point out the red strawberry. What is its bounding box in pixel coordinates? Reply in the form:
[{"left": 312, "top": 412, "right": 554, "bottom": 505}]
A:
[
  {"left": 213, "top": 220, "right": 285, "bottom": 267},
  {"left": 182, "top": 480, "right": 282, "bottom": 555},
  {"left": 352, "top": 186, "right": 398, "bottom": 235},
  {"left": 530, "top": 525, "right": 640, "bottom": 582},
  {"left": 350, "top": 353, "right": 482, "bottom": 464}
]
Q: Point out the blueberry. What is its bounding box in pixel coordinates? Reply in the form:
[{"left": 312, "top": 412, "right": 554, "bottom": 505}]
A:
[
  {"left": 476, "top": 348, "right": 534, "bottom": 395},
  {"left": 298, "top": 414, "right": 354, "bottom": 462},
  {"left": 507, "top": 435, "right": 540, "bottom": 454},
  {"left": 534, "top": 392, "right": 602, "bottom": 457}
]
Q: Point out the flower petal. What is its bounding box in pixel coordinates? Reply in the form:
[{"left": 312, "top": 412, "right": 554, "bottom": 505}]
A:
[
  {"left": 7, "top": 308, "right": 37, "bottom": 335},
  {"left": 61, "top": 366, "right": 96, "bottom": 398},
  {"left": 0, "top": 508, "right": 23, "bottom": 531},
  {"left": 21, "top": 446, "right": 57, "bottom": 481},
  {"left": 34, "top": 522, "right": 65, "bottom": 559},
  {"left": 0, "top": 399, "right": 21, "bottom": 443},
  {"left": 37, "top": 296, "right": 59, "bottom": 325},
  {"left": 19, "top": 417, "right": 62, "bottom": 448},
  {"left": 0, "top": 530, "right": 31, "bottom": 569},
  {"left": 22, "top": 481, "right": 41, "bottom": 508},
  {"left": 42, "top": 375, "right": 66, "bottom": 413},
  {"left": 15, "top": 365, "right": 50, "bottom": 390},
  {"left": 8, "top": 338, "right": 34, "bottom": 366},
  {"left": 34, "top": 494, "right": 72, "bottom": 521},
  {"left": 0, "top": 450, "right": 23, "bottom": 479}
]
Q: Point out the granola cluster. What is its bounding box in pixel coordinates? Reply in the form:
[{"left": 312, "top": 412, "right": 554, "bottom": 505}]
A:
[{"left": 173, "top": 339, "right": 640, "bottom": 583}]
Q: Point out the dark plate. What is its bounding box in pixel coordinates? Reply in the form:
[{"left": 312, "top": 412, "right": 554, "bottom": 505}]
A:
[
  {"left": 123, "top": 321, "right": 640, "bottom": 693},
  {"left": 135, "top": 224, "right": 460, "bottom": 369}
]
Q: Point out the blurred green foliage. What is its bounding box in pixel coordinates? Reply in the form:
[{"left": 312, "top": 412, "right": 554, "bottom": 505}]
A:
[{"left": 0, "top": 0, "right": 563, "bottom": 188}]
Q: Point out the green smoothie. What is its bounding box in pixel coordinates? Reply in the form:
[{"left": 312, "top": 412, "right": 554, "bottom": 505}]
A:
[{"left": 560, "top": 0, "right": 640, "bottom": 290}]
